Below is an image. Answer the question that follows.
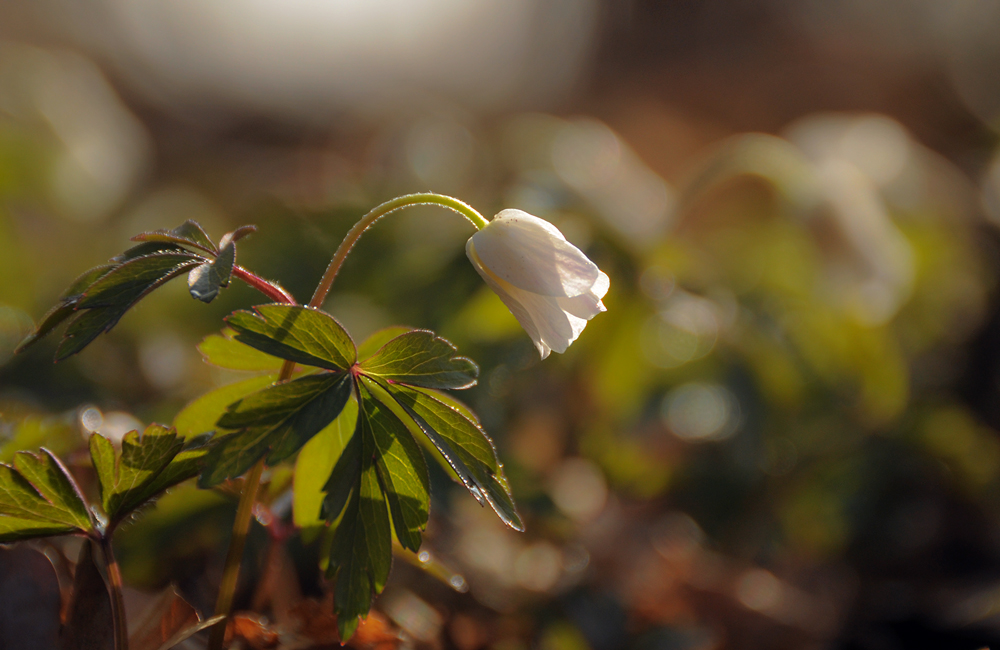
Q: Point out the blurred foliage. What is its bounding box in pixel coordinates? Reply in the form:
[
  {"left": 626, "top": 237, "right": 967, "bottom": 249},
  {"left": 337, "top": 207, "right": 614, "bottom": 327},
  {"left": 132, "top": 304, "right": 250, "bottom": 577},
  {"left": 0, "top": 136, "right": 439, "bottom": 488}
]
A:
[{"left": 3, "top": 38, "right": 1000, "bottom": 650}]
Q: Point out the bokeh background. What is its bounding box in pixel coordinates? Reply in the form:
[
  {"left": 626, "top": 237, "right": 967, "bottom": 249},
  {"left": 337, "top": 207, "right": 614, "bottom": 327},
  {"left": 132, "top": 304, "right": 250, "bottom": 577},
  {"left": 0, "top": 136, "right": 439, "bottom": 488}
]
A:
[{"left": 4, "top": 1, "right": 1000, "bottom": 649}]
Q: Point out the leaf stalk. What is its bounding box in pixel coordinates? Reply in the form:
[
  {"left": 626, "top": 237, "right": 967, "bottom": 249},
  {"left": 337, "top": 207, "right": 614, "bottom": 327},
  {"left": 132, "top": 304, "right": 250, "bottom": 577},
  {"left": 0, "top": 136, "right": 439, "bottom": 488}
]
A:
[{"left": 231, "top": 265, "right": 298, "bottom": 304}]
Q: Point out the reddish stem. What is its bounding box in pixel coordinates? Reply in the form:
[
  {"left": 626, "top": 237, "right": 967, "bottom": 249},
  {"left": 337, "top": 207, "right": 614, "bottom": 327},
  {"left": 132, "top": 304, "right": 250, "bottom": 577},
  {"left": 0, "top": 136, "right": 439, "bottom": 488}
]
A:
[{"left": 231, "top": 265, "right": 297, "bottom": 304}]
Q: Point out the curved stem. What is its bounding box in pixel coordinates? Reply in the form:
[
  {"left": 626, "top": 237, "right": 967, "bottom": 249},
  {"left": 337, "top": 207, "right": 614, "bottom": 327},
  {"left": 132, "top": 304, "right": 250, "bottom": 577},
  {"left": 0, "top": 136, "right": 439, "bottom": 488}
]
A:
[
  {"left": 209, "top": 194, "right": 484, "bottom": 650},
  {"left": 308, "top": 193, "right": 488, "bottom": 308},
  {"left": 99, "top": 536, "right": 129, "bottom": 650},
  {"left": 232, "top": 265, "right": 298, "bottom": 304}
]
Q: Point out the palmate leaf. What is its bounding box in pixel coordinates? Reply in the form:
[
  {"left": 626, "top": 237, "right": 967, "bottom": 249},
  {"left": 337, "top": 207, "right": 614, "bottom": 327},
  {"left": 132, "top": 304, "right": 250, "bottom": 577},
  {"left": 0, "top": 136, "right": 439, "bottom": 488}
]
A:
[
  {"left": 174, "top": 375, "right": 279, "bottom": 439},
  {"left": 198, "top": 328, "right": 284, "bottom": 373},
  {"left": 357, "top": 377, "right": 429, "bottom": 552},
  {"left": 359, "top": 330, "right": 478, "bottom": 389},
  {"left": 202, "top": 309, "right": 519, "bottom": 639},
  {"left": 132, "top": 220, "right": 218, "bottom": 255},
  {"left": 226, "top": 304, "right": 356, "bottom": 371},
  {"left": 17, "top": 220, "right": 253, "bottom": 360},
  {"left": 357, "top": 326, "right": 412, "bottom": 361},
  {"left": 321, "top": 378, "right": 431, "bottom": 641},
  {"left": 90, "top": 424, "right": 211, "bottom": 528},
  {"left": 55, "top": 251, "right": 205, "bottom": 360},
  {"left": 293, "top": 398, "right": 358, "bottom": 536},
  {"left": 14, "top": 265, "right": 115, "bottom": 354},
  {"left": 199, "top": 372, "right": 353, "bottom": 487},
  {"left": 197, "top": 328, "right": 284, "bottom": 372},
  {"left": 386, "top": 384, "right": 522, "bottom": 531},
  {"left": 0, "top": 449, "right": 94, "bottom": 542}
]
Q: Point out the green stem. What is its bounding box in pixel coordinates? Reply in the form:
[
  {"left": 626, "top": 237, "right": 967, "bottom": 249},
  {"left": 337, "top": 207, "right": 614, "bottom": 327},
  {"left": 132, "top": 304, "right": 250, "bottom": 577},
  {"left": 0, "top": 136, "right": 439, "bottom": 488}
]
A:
[
  {"left": 208, "top": 459, "right": 266, "bottom": 650},
  {"left": 308, "top": 192, "right": 488, "bottom": 308},
  {"left": 208, "top": 193, "right": 485, "bottom": 650},
  {"left": 99, "top": 536, "right": 129, "bottom": 650}
]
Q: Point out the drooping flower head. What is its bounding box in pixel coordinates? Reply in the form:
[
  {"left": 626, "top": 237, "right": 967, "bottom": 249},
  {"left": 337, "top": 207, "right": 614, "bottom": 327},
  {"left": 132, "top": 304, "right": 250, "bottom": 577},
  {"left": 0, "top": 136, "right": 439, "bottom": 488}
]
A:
[{"left": 466, "top": 209, "right": 609, "bottom": 358}]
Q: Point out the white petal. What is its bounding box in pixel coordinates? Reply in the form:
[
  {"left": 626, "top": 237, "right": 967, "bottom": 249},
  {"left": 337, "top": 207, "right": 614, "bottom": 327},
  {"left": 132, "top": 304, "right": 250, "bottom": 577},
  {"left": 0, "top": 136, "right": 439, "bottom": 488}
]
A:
[
  {"left": 467, "top": 239, "right": 550, "bottom": 358},
  {"left": 472, "top": 209, "right": 600, "bottom": 297},
  {"left": 556, "top": 292, "right": 606, "bottom": 321},
  {"left": 513, "top": 289, "right": 588, "bottom": 355},
  {"left": 592, "top": 270, "right": 610, "bottom": 300}
]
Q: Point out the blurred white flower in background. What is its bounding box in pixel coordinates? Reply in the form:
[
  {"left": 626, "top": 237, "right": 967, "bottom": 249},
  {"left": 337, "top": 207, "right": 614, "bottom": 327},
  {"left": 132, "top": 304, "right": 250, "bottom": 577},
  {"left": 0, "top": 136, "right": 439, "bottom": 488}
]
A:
[{"left": 466, "top": 209, "right": 609, "bottom": 359}]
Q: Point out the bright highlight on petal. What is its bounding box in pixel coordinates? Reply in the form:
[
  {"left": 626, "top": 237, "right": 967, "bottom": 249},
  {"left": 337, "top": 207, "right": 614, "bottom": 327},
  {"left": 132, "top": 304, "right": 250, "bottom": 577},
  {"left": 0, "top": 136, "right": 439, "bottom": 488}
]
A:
[{"left": 467, "top": 209, "right": 609, "bottom": 358}]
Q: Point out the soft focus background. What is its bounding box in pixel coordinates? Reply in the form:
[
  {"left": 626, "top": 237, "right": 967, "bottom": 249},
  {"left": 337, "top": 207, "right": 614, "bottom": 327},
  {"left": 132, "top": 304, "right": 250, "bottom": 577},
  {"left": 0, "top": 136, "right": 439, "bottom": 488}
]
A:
[{"left": 3, "top": 1, "right": 1000, "bottom": 649}]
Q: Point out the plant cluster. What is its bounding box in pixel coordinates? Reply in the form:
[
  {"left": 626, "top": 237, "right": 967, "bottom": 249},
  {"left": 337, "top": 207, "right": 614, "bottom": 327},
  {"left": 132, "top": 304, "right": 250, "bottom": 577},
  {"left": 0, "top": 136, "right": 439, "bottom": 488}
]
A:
[{"left": 3, "top": 194, "right": 608, "bottom": 649}]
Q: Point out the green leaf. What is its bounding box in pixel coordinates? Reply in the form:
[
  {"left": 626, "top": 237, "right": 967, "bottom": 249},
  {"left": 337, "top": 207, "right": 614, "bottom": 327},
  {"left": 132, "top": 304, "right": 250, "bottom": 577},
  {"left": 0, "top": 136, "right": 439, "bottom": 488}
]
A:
[
  {"left": 78, "top": 252, "right": 203, "bottom": 309},
  {"left": 357, "top": 377, "right": 429, "bottom": 552},
  {"left": 226, "top": 304, "right": 356, "bottom": 371},
  {"left": 112, "top": 241, "right": 191, "bottom": 263},
  {"left": 359, "top": 330, "right": 478, "bottom": 389},
  {"left": 385, "top": 383, "right": 523, "bottom": 531},
  {"left": 139, "top": 435, "right": 212, "bottom": 503},
  {"left": 89, "top": 424, "right": 210, "bottom": 527},
  {"left": 55, "top": 252, "right": 204, "bottom": 360},
  {"left": 17, "top": 228, "right": 218, "bottom": 359},
  {"left": 0, "top": 449, "right": 93, "bottom": 542},
  {"left": 197, "top": 329, "right": 284, "bottom": 372},
  {"left": 15, "top": 265, "right": 114, "bottom": 354},
  {"left": 199, "top": 372, "right": 352, "bottom": 486},
  {"left": 187, "top": 240, "right": 235, "bottom": 303},
  {"left": 318, "top": 378, "right": 432, "bottom": 640},
  {"left": 358, "top": 326, "right": 413, "bottom": 361},
  {"left": 132, "top": 220, "right": 218, "bottom": 255},
  {"left": 174, "top": 375, "right": 278, "bottom": 439},
  {"left": 323, "top": 403, "right": 392, "bottom": 642},
  {"left": 293, "top": 397, "right": 358, "bottom": 535}
]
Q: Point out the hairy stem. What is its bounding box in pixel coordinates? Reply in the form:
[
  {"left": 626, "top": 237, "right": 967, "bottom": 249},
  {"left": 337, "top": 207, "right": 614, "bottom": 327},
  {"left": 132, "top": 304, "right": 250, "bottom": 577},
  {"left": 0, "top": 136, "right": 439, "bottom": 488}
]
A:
[
  {"left": 99, "top": 536, "right": 129, "bottom": 650},
  {"left": 308, "top": 192, "right": 488, "bottom": 308},
  {"left": 231, "top": 265, "right": 298, "bottom": 304}
]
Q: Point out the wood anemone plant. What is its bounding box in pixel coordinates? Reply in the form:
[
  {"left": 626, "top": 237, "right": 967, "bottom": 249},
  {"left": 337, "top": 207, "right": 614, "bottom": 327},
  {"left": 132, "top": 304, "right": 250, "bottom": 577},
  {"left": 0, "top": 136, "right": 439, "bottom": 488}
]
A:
[{"left": 9, "top": 194, "right": 537, "bottom": 650}]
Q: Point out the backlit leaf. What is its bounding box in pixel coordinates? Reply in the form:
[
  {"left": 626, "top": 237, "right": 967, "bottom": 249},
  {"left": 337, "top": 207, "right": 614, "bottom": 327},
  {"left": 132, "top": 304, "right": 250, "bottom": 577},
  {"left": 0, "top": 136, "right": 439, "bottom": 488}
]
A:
[
  {"left": 294, "top": 398, "right": 358, "bottom": 535},
  {"left": 174, "top": 375, "right": 278, "bottom": 439},
  {"left": 90, "top": 425, "right": 211, "bottom": 527},
  {"left": 199, "top": 372, "right": 352, "bottom": 486},
  {"left": 227, "top": 224, "right": 257, "bottom": 243},
  {"left": 55, "top": 252, "right": 204, "bottom": 360},
  {"left": 358, "top": 326, "right": 413, "bottom": 361},
  {"left": 358, "top": 377, "right": 429, "bottom": 552},
  {"left": 359, "top": 330, "right": 478, "bottom": 389},
  {"left": 0, "top": 449, "right": 93, "bottom": 542},
  {"left": 226, "top": 304, "right": 356, "bottom": 371},
  {"left": 198, "top": 329, "right": 283, "bottom": 372},
  {"left": 323, "top": 404, "right": 392, "bottom": 642},
  {"left": 384, "top": 383, "right": 522, "bottom": 531}
]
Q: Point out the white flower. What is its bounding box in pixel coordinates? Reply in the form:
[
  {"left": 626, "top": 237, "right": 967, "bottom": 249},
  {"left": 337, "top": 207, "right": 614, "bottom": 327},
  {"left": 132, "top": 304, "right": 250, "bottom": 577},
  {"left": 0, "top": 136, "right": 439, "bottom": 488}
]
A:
[{"left": 466, "top": 209, "right": 609, "bottom": 359}]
